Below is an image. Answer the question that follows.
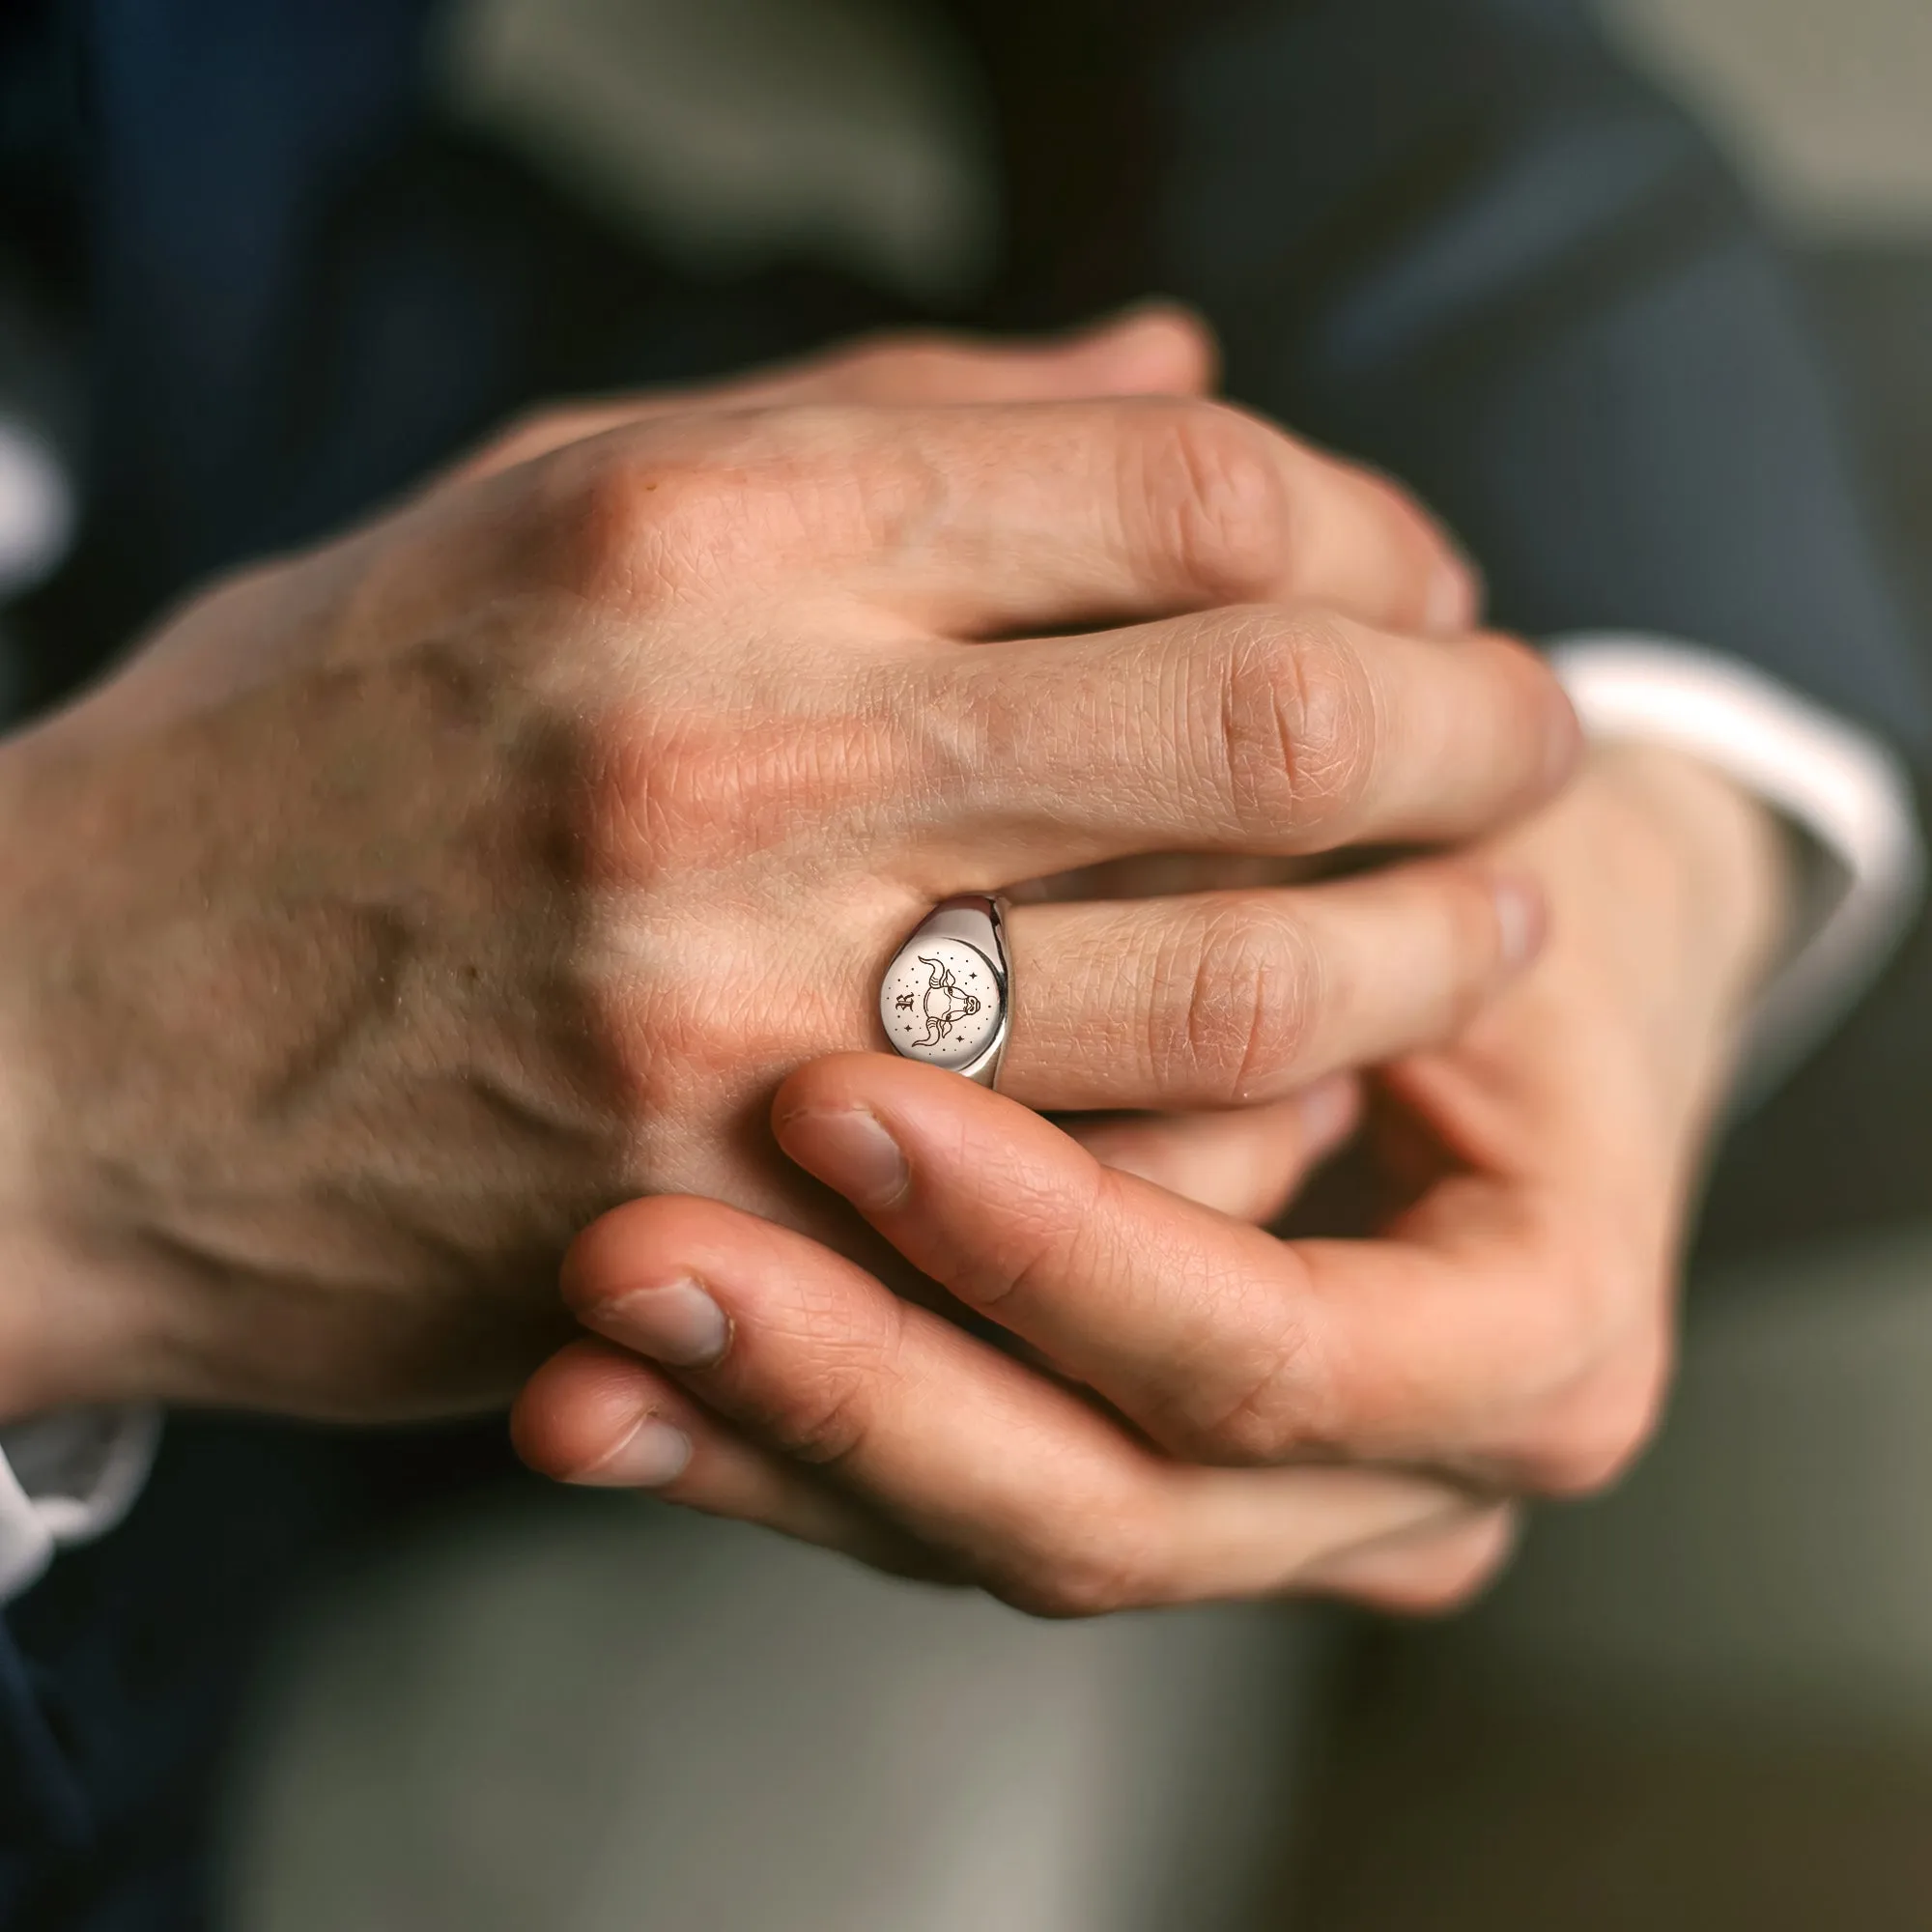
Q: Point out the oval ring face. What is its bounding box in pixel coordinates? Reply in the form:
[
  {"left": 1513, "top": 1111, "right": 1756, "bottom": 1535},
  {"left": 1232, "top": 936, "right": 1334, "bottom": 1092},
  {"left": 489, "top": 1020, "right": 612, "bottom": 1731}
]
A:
[{"left": 879, "top": 936, "right": 1004, "bottom": 1071}]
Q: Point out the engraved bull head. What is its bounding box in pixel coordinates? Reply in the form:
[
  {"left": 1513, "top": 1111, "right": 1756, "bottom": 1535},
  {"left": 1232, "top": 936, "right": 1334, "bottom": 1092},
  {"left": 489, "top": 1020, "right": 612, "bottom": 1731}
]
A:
[{"left": 917, "top": 955, "right": 981, "bottom": 1047}]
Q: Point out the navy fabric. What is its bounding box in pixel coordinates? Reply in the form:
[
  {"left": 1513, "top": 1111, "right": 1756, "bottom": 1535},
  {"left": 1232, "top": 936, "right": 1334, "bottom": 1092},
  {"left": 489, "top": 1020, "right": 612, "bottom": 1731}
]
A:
[
  {"left": 0, "top": 0, "right": 1922, "bottom": 1922},
  {"left": 2, "top": 1415, "right": 519, "bottom": 1929},
  {"left": 83, "top": 0, "right": 443, "bottom": 573},
  {"left": 1151, "top": 0, "right": 1928, "bottom": 745}
]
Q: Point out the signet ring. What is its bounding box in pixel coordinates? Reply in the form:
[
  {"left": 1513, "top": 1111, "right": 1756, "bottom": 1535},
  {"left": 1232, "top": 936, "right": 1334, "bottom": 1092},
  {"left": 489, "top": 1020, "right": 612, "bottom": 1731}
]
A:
[{"left": 878, "top": 895, "right": 1011, "bottom": 1090}]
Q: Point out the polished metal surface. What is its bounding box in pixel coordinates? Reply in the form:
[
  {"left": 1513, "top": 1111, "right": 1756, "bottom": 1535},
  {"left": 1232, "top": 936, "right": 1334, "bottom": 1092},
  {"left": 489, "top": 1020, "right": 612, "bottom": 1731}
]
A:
[{"left": 878, "top": 895, "right": 1009, "bottom": 1088}]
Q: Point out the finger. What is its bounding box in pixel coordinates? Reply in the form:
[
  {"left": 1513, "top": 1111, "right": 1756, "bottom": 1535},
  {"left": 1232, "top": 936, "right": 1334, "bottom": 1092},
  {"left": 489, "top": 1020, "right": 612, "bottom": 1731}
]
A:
[
  {"left": 548, "top": 395, "right": 1477, "bottom": 641},
  {"left": 1295, "top": 1503, "right": 1520, "bottom": 1616},
  {"left": 780, "top": 305, "right": 1217, "bottom": 406},
  {"left": 998, "top": 864, "right": 1545, "bottom": 1111},
  {"left": 912, "top": 611, "right": 1577, "bottom": 876},
  {"left": 1062, "top": 1075, "right": 1361, "bottom": 1223},
  {"left": 457, "top": 306, "right": 1215, "bottom": 480},
  {"left": 520, "top": 1341, "right": 1510, "bottom": 1613},
  {"left": 775, "top": 1055, "right": 1311, "bottom": 1461},
  {"left": 516, "top": 1339, "right": 943, "bottom": 1577},
  {"left": 1273, "top": 1169, "right": 1673, "bottom": 1496},
  {"left": 552, "top": 1197, "right": 1487, "bottom": 1614},
  {"left": 774, "top": 1054, "right": 1653, "bottom": 1489}
]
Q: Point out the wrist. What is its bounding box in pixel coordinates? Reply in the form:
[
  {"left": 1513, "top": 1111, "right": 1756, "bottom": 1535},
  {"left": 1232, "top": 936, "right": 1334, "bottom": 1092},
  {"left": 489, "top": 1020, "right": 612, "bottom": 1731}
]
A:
[
  {"left": 0, "top": 732, "right": 179, "bottom": 1418},
  {"left": 1584, "top": 742, "right": 1796, "bottom": 1018},
  {"left": 1533, "top": 743, "right": 1798, "bottom": 1151}
]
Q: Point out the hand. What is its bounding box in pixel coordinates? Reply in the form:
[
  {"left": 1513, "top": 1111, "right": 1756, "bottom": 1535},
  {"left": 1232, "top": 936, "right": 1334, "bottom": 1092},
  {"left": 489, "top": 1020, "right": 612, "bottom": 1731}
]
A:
[
  {"left": 513, "top": 746, "right": 1791, "bottom": 1615},
  {"left": 0, "top": 312, "right": 1573, "bottom": 1422}
]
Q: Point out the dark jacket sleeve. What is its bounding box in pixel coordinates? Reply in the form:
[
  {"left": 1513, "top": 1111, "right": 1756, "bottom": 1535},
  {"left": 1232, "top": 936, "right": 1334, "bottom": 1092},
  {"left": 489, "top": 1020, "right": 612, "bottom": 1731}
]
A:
[
  {"left": 0, "top": 1417, "right": 520, "bottom": 1927},
  {"left": 949, "top": 0, "right": 1930, "bottom": 747}
]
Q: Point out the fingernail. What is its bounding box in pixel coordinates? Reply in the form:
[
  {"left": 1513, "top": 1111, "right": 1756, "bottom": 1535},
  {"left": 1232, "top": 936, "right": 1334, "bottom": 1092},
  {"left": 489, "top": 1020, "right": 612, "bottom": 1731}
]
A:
[
  {"left": 1492, "top": 874, "right": 1547, "bottom": 972},
  {"left": 570, "top": 1417, "right": 692, "bottom": 1490},
  {"left": 596, "top": 1278, "right": 730, "bottom": 1367},
  {"left": 1295, "top": 1074, "right": 1360, "bottom": 1151},
  {"left": 782, "top": 1107, "right": 909, "bottom": 1211}
]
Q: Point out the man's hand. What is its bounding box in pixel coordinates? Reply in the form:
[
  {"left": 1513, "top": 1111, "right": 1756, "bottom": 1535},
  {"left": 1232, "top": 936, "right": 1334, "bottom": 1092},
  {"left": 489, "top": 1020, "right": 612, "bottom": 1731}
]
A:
[
  {"left": 512, "top": 746, "right": 1790, "bottom": 1615},
  {"left": 0, "top": 313, "right": 1574, "bottom": 1423}
]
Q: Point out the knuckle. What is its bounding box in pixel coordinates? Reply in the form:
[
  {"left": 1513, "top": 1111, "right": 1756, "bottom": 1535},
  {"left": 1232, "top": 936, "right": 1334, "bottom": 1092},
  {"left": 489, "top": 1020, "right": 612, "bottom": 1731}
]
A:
[
  {"left": 1192, "top": 1332, "right": 1329, "bottom": 1465},
  {"left": 542, "top": 412, "right": 948, "bottom": 612},
  {"left": 1207, "top": 612, "right": 1378, "bottom": 842},
  {"left": 1521, "top": 1355, "right": 1670, "bottom": 1497},
  {"left": 949, "top": 1161, "right": 1110, "bottom": 1321},
  {"left": 474, "top": 404, "right": 572, "bottom": 471},
  {"left": 1147, "top": 403, "right": 1292, "bottom": 601},
  {"left": 760, "top": 1287, "right": 906, "bottom": 1472},
  {"left": 908, "top": 656, "right": 1009, "bottom": 798},
  {"left": 1170, "top": 898, "right": 1321, "bottom": 1103},
  {"left": 463, "top": 401, "right": 645, "bottom": 484},
  {"left": 1474, "top": 1226, "right": 1675, "bottom": 1497},
  {"left": 1383, "top": 1524, "right": 1516, "bottom": 1618},
  {"left": 560, "top": 440, "right": 751, "bottom": 607},
  {"left": 575, "top": 704, "right": 719, "bottom": 878},
  {"left": 584, "top": 949, "right": 846, "bottom": 1138},
  {"left": 773, "top": 1373, "right": 874, "bottom": 1470},
  {"left": 972, "top": 1203, "right": 1078, "bottom": 1315},
  {"left": 994, "top": 1522, "right": 1166, "bottom": 1621},
  {"left": 565, "top": 967, "right": 683, "bottom": 1136},
  {"left": 596, "top": 974, "right": 724, "bottom": 1118},
  {"left": 575, "top": 672, "right": 904, "bottom": 882}
]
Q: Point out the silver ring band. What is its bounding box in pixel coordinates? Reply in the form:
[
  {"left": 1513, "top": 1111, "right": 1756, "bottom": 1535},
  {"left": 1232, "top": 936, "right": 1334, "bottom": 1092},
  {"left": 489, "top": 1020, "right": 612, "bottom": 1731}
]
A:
[{"left": 878, "top": 895, "right": 1010, "bottom": 1089}]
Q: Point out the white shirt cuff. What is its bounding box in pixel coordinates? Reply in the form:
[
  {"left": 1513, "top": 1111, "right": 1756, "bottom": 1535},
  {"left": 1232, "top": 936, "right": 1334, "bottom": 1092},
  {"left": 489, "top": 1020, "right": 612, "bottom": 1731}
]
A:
[
  {"left": 1550, "top": 636, "right": 1924, "bottom": 1097},
  {"left": 0, "top": 1406, "right": 161, "bottom": 1603}
]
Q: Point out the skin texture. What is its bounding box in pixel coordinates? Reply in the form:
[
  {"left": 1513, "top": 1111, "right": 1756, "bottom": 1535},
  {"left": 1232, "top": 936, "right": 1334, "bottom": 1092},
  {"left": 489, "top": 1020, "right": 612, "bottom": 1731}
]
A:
[
  {"left": 515, "top": 743, "right": 1793, "bottom": 1616},
  {"left": 0, "top": 312, "right": 1576, "bottom": 1423}
]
